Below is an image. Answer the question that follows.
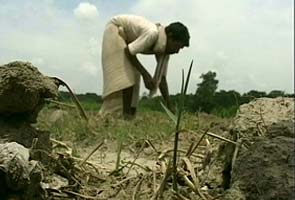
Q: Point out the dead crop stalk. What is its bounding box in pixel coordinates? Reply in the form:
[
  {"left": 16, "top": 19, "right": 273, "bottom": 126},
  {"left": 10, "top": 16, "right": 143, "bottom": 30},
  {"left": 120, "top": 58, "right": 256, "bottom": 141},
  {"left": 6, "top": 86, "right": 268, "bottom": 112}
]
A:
[{"left": 50, "top": 77, "right": 88, "bottom": 121}]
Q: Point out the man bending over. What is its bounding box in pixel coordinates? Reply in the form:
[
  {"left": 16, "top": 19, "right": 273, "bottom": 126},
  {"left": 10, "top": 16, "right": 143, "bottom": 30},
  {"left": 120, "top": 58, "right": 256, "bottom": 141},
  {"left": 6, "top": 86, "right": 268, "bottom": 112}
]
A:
[{"left": 99, "top": 14, "right": 190, "bottom": 119}]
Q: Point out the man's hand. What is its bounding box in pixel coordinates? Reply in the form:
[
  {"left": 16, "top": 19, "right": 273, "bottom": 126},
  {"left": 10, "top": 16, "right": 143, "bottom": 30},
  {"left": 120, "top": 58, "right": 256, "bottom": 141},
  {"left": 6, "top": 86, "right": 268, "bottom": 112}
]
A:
[{"left": 142, "top": 73, "right": 156, "bottom": 90}]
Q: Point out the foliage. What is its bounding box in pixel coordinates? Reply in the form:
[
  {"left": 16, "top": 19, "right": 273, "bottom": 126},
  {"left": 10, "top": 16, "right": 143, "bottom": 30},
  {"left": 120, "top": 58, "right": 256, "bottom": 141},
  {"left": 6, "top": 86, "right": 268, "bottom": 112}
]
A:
[
  {"left": 212, "top": 105, "right": 239, "bottom": 118},
  {"left": 192, "top": 71, "right": 219, "bottom": 113},
  {"left": 138, "top": 96, "right": 163, "bottom": 112},
  {"left": 57, "top": 91, "right": 101, "bottom": 111},
  {"left": 267, "top": 90, "right": 286, "bottom": 98}
]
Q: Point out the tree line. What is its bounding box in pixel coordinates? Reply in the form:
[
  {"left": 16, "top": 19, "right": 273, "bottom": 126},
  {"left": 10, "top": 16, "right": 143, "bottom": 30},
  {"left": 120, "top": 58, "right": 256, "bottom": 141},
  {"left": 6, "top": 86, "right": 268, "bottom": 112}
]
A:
[
  {"left": 57, "top": 71, "right": 293, "bottom": 118},
  {"left": 140, "top": 71, "right": 293, "bottom": 117}
]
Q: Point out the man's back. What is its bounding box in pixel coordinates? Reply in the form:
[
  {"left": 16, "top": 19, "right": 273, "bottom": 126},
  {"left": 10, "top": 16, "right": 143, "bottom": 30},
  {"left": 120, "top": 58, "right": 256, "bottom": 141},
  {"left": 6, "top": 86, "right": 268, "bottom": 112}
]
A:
[{"left": 110, "top": 15, "right": 158, "bottom": 45}]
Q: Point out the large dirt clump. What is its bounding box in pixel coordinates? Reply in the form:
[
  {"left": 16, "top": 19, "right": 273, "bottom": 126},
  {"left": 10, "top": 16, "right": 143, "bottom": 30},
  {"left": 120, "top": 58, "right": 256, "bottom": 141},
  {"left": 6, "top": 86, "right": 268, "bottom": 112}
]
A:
[
  {"left": 0, "top": 61, "right": 59, "bottom": 122},
  {"left": 222, "top": 97, "right": 295, "bottom": 199},
  {"left": 224, "top": 136, "right": 295, "bottom": 200}
]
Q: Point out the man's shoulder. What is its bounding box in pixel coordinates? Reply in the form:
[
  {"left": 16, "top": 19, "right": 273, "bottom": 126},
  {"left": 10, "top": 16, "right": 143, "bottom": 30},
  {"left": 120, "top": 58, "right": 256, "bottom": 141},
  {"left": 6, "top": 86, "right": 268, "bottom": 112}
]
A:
[{"left": 113, "top": 14, "right": 146, "bottom": 20}]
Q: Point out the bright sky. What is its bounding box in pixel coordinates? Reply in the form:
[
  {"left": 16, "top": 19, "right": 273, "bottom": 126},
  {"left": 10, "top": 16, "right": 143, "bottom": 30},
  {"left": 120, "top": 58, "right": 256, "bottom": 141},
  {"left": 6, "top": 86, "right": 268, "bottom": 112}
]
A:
[{"left": 0, "top": 0, "right": 293, "bottom": 95}]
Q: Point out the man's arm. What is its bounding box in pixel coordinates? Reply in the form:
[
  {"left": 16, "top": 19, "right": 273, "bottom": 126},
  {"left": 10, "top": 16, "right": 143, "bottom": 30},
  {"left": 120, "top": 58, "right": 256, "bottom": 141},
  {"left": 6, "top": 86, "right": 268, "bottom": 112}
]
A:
[
  {"left": 124, "top": 47, "right": 155, "bottom": 90},
  {"left": 159, "top": 76, "right": 173, "bottom": 111}
]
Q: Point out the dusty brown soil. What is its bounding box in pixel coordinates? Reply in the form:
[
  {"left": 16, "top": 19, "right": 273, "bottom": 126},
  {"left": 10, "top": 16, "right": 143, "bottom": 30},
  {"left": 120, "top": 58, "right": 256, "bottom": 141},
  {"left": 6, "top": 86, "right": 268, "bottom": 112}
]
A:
[
  {"left": 225, "top": 136, "right": 295, "bottom": 200},
  {"left": 0, "top": 61, "right": 58, "bottom": 122}
]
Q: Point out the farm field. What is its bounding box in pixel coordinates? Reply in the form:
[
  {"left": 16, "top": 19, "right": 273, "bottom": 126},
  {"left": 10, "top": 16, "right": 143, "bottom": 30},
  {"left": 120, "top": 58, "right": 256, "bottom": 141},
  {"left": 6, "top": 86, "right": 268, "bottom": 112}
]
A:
[{"left": 0, "top": 62, "right": 294, "bottom": 200}]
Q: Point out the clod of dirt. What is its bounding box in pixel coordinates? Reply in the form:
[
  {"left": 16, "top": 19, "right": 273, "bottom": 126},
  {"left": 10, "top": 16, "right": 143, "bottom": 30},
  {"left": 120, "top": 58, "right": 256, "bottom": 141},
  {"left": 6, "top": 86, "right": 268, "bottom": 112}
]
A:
[
  {"left": 0, "top": 61, "right": 59, "bottom": 122},
  {"left": 224, "top": 136, "right": 295, "bottom": 200},
  {"left": 0, "top": 142, "right": 45, "bottom": 200},
  {"left": 232, "top": 97, "right": 294, "bottom": 139}
]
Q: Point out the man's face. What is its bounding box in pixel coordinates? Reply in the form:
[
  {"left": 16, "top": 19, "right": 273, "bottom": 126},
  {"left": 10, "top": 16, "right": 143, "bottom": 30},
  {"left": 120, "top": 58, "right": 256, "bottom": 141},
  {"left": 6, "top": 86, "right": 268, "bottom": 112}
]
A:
[{"left": 165, "top": 37, "right": 186, "bottom": 54}]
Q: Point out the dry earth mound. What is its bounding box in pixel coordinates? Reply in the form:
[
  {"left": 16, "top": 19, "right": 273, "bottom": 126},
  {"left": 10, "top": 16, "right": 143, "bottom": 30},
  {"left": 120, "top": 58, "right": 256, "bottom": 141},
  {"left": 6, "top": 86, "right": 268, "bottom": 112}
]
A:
[
  {"left": 0, "top": 61, "right": 58, "bottom": 122},
  {"left": 222, "top": 97, "right": 295, "bottom": 199}
]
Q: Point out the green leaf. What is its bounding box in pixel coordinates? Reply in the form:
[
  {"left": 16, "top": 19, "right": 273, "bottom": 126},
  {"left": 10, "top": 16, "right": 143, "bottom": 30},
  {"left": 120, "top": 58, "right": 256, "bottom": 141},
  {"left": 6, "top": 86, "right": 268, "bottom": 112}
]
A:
[
  {"left": 160, "top": 101, "right": 177, "bottom": 125},
  {"left": 181, "top": 69, "right": 185, "bottom": 95},
  {"left": 183, "top": 60, "right": 193, "bottom": 95}
]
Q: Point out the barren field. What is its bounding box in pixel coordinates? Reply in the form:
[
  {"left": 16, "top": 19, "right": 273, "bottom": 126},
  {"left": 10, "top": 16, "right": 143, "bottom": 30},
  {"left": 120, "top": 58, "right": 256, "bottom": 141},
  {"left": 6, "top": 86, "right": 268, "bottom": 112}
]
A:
[{"left": 0, "top": 62, "right": 294, "bottom": 200}]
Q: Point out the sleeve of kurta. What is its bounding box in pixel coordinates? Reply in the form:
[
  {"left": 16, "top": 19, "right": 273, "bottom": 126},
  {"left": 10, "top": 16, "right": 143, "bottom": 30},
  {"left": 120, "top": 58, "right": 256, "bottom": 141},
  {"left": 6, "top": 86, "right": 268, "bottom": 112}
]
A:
[{"left": 128, "top": 29, "right": 159, "bottom": 55}]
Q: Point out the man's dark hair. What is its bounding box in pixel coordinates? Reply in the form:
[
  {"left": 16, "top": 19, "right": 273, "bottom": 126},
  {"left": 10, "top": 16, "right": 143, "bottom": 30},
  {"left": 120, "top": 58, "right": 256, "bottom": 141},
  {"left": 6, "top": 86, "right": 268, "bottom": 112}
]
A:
[{"left": 165, "top": 22, "right": 190, "bottom": 47}]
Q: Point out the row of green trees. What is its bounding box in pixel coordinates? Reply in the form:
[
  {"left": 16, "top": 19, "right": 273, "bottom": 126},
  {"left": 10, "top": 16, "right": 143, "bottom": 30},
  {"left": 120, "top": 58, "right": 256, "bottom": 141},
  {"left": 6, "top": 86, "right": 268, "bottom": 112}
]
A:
[
  {"left": 58, "top": 91, "right": 102, "bottom": 103},
  {"left": 140, "top": 71, "right": 293, "bottom": 117},
  {"left": 57, "top": 71, "right": 293, "bottom": 118}
]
